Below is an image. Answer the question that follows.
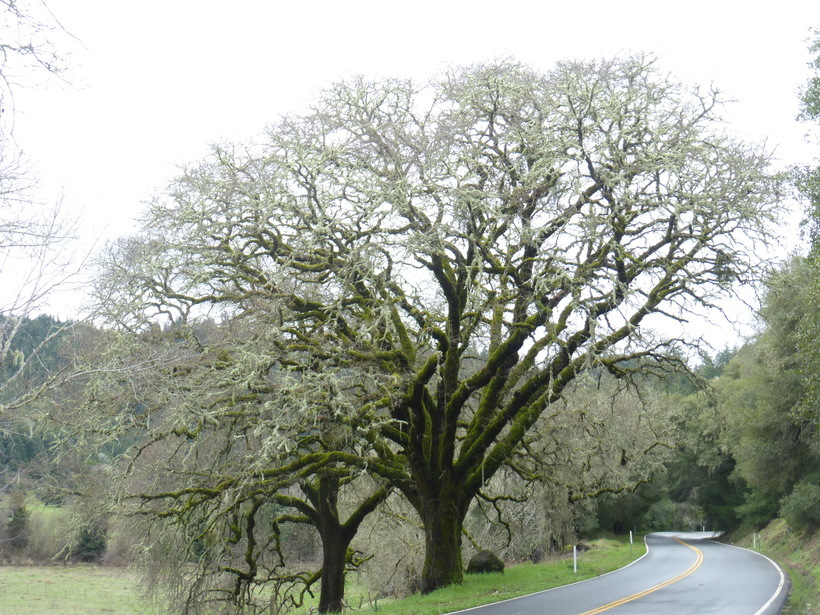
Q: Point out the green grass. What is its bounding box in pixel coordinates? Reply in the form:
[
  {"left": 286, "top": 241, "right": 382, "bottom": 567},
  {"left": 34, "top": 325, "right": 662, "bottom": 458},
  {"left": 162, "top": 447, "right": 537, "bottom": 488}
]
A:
[
  {"left": 0, "top": 565, "right": 152, "bottom": 615},
  {"left": 0, "top": 536, "right": 644, "bottom": 615},
  {"left": 338, "top": 536, "right": 645, "bottom": 615}
]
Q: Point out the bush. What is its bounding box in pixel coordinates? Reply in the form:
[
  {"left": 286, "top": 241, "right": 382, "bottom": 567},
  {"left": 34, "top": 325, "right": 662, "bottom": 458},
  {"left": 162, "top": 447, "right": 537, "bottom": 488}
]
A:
[
  {"left": 72, "top": 519, "right": 108, "bottom": 562},
  {"left": 779, "top": 481, "right": 820, "bottom": 533},
  {"left": 4, "top": 492, "right": 30, "bottom": 553}
]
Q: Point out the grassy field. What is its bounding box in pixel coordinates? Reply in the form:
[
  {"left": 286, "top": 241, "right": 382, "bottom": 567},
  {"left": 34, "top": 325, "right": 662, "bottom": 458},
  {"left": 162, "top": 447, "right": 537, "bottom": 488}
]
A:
[
  {"left": 0, "top": 566, "right": 151, "bottom": 615},
  {"left": 0, "top": 536, "right": 644, "bottom": 615}
]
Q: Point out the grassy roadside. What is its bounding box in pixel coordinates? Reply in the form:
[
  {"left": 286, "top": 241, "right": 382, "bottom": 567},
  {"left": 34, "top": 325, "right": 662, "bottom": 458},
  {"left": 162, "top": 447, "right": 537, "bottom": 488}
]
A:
[
  {"left": 0, "top": 536, "right": 643, "bottom": 615},
  {"left": 733, "top": 520, "right": 818, "bottom": 615},
  {"left": 343, "top": 535, "right": 645, "bottom": 615}
]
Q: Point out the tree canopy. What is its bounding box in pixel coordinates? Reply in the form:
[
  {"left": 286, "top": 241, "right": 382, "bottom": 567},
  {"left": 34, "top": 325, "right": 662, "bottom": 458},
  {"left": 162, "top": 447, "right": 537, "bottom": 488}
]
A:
[
  {"left": 794, "top": 28, "right": 820, "bottom": 428},
  {"left": 88, "top": 55, "right": 781, "bottom": 607}
]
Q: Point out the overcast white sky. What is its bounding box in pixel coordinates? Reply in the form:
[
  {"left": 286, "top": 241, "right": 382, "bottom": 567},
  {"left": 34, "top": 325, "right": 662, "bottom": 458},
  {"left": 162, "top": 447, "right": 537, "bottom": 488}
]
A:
[{"left": 7, "top": 0, "right": 820, "bottom": 337}]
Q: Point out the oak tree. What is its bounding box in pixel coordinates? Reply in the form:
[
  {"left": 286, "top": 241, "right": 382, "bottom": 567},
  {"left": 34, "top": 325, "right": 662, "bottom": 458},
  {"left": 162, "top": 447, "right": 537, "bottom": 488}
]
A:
[
  {"left": 94, "top": 55, "right": 780, "bottom": 597},
  {"left": 70, "top": 312, "right": 392, "bottom": 613}
]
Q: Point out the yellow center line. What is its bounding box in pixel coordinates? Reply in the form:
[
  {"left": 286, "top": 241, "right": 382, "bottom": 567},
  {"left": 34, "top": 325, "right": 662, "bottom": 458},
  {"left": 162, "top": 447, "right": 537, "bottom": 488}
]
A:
[{"left": 577, "top": 538, "right": 705, "bottom": 615}]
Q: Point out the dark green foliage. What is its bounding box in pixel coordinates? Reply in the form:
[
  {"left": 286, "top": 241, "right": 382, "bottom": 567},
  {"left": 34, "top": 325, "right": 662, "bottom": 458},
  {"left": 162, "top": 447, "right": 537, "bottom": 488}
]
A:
[
  {"left": 4, "top": 492, "right": 30, "bottom": 553},
  {"left": 657, "top": 260, "right": 818, "bottom": 536},
  {"left": 779, "top": 480, "right": 820, "bottom": 533},
  {"left": 0, "top": 432, "right": 50, "bottom": 476},
  {"left": 0, "top": 315, "right": 78, "bottom": 497},
  {"left": 665, "top": 449, "right": 743, "bottom": 531},
  {"left": 594, "top": 483, "right": 666, "bottom": 534},
  {"left": 794, "top": 165, "right": 820, "bottom": 249},
  {"left": 696, "top": 347, "right": 736, "bottom": 381},
  {"left": 725, "top": 260, "right": 818, "bottom": 495},
  {"left": 642, "top": 499, "right": 678, "bottom": 531},
  {"left": 0, "top": 314, "right": 67, "bottom": 394},
  {"left": 71, "top": 520, "right": 108, "bottom": 562},
  {"left": 640, "top": 372, "right": 743, "bottom": 532}
]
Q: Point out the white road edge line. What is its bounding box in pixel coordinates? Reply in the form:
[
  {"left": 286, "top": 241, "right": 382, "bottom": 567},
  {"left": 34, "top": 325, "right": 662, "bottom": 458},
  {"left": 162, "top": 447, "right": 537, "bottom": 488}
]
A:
[
  {"left": 444, "top": 532, "right": 789, "bottom": 615},
  {"left": 443, "top": 536, "right": 653, "bottom": 615},
  {"left": 713, "top": 541, "right": 788, "bottom": 615}
]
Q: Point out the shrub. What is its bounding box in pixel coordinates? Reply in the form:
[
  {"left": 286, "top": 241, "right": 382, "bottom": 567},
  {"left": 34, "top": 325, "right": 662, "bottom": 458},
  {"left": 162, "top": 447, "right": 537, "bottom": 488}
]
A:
[
  {"left": 72, "top": 519, "right": 108, "bottom": 562},
  {"left": 4, "top": 492, "right": 30, "bottom": 553},
  {"left": 779, "top": 481, "right": 820, "bottom": 533}
]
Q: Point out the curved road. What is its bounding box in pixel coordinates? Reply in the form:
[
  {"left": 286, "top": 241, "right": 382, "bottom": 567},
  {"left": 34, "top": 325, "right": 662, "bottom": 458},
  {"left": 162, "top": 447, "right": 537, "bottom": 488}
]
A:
[{"left": 451, "top": 532, "right": 788, "bottom": 615}]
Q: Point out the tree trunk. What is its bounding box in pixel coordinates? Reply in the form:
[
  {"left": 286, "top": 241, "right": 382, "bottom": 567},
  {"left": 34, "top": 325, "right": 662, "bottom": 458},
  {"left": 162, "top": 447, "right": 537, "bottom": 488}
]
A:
[
  {"left": 418, "top": 487, "right": 467, "bottom": 593},
  {"left": 314, "top": 473, "right": 352, "bottom": 614},
  {"left": 294, "top": 471, "right": 391, "bottom": 613},
  {"left": 318, "top": 528, "right": 350, "bottom": 614}
]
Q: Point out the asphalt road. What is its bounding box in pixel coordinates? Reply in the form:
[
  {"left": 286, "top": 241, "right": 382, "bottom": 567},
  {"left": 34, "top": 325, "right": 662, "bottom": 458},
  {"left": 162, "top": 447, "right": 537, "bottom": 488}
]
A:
[{"left": 450, "top": 532, "right": 789, "bottom": 615}]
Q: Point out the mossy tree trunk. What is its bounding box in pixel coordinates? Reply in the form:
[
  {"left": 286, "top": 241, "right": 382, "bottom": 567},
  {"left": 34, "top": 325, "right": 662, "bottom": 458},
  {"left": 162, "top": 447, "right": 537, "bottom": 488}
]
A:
[
  {"left": 283, "top": 470, "right": 390, "bottom": 614},
  {"left": 415, "top": 479, "right": 469, "bottom": 593},
  {"left": 312, "top": 473, "right": 352, "bottom": 614}
]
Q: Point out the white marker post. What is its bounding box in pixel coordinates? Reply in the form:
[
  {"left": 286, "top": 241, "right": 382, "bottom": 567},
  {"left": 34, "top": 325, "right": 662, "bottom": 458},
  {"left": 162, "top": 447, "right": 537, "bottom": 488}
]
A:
[
  {"left": 573, "top": 545, "right": 578, "bottom": 573},
  {"left": 629, "top": 530, "right": 633, "bottom": 556}
]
